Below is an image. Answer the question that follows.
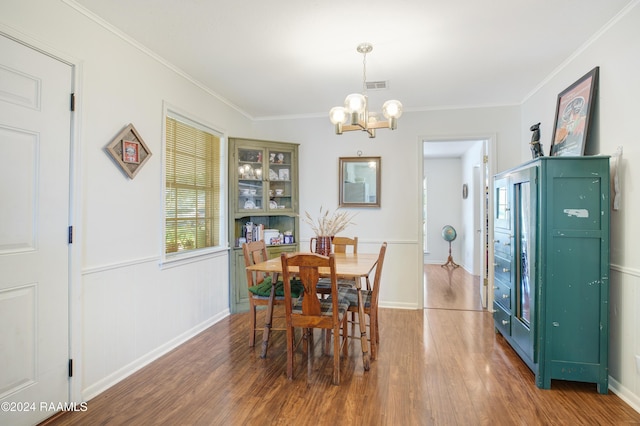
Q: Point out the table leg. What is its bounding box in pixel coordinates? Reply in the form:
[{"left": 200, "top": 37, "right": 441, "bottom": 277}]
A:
[
  {"left": 357, "top": 287, "right": 370, "bottom": 370},
  {"left": 260, "top": 279, "right": 277, "bottom": 359}
]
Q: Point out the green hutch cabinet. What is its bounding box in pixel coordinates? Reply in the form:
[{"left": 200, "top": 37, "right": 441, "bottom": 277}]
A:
[
  {"left": 228, "top": 138, "right": 300, "bottom": 313},
  {"left": 492, "top": 156, "right": 610, "bottom": 393}
]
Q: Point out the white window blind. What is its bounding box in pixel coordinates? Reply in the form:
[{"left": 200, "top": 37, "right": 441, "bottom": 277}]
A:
[{"left": 165, "top": 116, "right": 221, "bottom": 254}]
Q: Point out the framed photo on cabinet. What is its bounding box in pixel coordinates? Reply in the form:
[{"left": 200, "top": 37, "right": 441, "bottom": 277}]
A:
[{"left": 550, "top": 67, "right": 599, "bottom": 157}]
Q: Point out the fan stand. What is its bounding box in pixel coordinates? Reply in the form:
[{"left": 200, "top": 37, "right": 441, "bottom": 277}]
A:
[{"left": 441, "top": 240, "right": 460, "bottom": 269}]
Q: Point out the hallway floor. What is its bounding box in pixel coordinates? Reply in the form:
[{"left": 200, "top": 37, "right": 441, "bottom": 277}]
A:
[{"left": 424, "top": 264, "right": 484, "bottom": 311}]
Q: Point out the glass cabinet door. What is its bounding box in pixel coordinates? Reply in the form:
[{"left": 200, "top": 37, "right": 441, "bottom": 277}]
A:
[
  {"left": 237, "top": 147, "right": 265, "bottom": 212},
  {"left": 494, "top": 176, "right": 511, "bottom": 230},
  {"left": 235, "top": 145, "right": 297, "bottom": 213},
  {"left": 508, "top": 166, "right": 536, "bottom": 363},
  {"left": 266, "top": 147, "right": 294, "bottom": 211},
  {"left": 515, "top": 181, "right": 531, "bottom": 325},
  {"left": 502, "top": 166, "right": 537, "bottom": 363}
]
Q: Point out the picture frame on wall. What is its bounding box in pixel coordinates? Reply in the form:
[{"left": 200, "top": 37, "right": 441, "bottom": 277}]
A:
[
  {"left": 550, "top": 67, "right": 599, "bottom": 156},
  {"left": 105, "top": 123, "right": 152, "bottom": 179}
]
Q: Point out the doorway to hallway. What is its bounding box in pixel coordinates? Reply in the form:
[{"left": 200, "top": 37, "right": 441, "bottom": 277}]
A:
[{"left": 422, "top": 138, "right": 491, "bottom": 310}]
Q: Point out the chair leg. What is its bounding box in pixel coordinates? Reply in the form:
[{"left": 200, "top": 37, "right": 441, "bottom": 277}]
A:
[
  {"left": 307, "top": 328, "right": 314, "bottom": 354},
  {"left": 302, "top": 328, "right": 310, "bottom": 355},
  {"left": 332, "top": 324, "right": 340, "bottom": 386},
  {"left": 249, "top": 304, "right": 257, "bottom": 347},
  {"left": 286, "top": 325, "right": 294, "bottom": 380},
  {"left": 370, "top": 311, "right": 378, "bottom": 360},
  {"left": 342, "top": 315, "right": 348, "bottom": 357},
  {"left": 260, "top": 290, "right": 277, "bottom": 358}
]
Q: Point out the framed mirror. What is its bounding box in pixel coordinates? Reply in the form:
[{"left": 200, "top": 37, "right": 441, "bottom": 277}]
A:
[{"left": 339, "top": 156, "right": 381, "bottom": 208}]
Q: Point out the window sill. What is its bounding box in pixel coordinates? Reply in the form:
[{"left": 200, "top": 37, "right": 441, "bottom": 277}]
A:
[{"left": 160, "top": 245, "right": 230, "bottom": 269}]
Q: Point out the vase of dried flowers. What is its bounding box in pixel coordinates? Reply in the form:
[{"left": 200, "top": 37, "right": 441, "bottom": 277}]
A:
[
  {"left": 303, "top": 207, "right": 356, "bottom": 256},
  {"left": 310, "top": 236, "right": 332, "bottom": 256}
]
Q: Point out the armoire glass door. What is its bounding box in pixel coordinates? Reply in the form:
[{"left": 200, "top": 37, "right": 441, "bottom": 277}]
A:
[{"left": 515, "top": 181, "right": 531, "bottom": 325}]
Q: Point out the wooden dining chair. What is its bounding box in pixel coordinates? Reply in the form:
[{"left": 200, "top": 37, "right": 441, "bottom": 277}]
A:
[
  {"left": 243, "top": 240, "right": 301, "bottom": 355},
  {"left": 280, "top": 252, "right": 350, "bottom": 385},
  {"left": 332, "top": 236, "right": 358, "bottom": 254},
  {"left": 317, "top": 236, "right": 359, "bottom": 295},
  {"left": 342, "top": 242, "right": 387, "bottom": 360}
]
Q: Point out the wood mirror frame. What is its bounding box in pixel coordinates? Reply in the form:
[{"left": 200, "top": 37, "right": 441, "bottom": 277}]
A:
[{"left": 339, "top": 156, "right": 381, "bottom": 208}]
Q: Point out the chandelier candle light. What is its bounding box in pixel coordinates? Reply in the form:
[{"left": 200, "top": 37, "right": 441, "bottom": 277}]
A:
[{"left": 329, "top": 43, "right": 403, "bottom": 138}]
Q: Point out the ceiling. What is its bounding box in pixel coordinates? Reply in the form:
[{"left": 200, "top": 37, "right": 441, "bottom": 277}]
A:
[{"left": 72, "top": 0, "right": 633, "bottom": 120}]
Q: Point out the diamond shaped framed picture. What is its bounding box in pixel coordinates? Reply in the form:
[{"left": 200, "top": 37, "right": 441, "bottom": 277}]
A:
[{"left": 106, "top": 123, "right": 152, "bottom": 179}]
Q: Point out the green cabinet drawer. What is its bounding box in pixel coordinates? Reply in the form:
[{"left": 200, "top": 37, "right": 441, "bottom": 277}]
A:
[
  {"left": 494, "top": 254, "right": 511, "bottom": 284},
  {"left": 493, "top": 279, "right": 511, "bottom": 311},
  {"left": 493, "top": 302, "right": 511, "bottom": 337},
  {"left": 494, "top": 231, "right": 512, "bottom": 258},
  {"left": 266, "top": 244, "right": 297, "bottom": 259}
]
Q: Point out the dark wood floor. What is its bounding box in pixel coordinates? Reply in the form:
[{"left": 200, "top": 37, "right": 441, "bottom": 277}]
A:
[{"left": 43, "top": 266, "right": 640, "bottom": 425}]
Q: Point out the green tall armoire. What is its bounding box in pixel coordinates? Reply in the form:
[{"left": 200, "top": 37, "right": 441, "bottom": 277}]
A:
[{"left": 492, "top": 156, "right": 610, "bottom": 394}]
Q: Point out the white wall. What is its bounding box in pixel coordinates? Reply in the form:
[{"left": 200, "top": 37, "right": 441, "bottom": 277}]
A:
[
  {"left": 423, "top": 158, "right": 462, "bottom": 265},
  {"left": 520, "top": 2, "right": 640, "bottom": 409}
]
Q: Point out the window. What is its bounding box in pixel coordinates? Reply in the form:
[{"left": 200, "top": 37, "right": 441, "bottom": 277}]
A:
[{"left": 165, "top": 112, "right": 224, "bottom": 255}]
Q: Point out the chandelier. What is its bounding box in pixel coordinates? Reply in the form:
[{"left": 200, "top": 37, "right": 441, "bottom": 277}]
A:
[{"left": 329, "top": 43, "right": 403, "bottom": 138}]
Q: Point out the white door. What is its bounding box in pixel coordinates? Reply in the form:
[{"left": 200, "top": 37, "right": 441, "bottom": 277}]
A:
[
  {"left": 0, "top": 35, "right": 72, "bottom": 425},
  {"left": 476, "top": 155, "right": 489, "bottom": 309}
]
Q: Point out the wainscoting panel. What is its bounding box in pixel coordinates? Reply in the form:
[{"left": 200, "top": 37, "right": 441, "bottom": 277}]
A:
[{"left": 81, "top": 252, "right": 229, "bottom": 400}]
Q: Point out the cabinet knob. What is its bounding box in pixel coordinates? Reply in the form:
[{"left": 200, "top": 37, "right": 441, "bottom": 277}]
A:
[
  {"left": 502, "top": 268, "right": 510, "bottom": 273},
  {"left": 494, "top": 239, "right": 500, "bottom": 244},
  {"left": 501, "top": 320, "right": 509, "bottom": 326},
  {"left": 502, "top": 294, "right": 509, "bottom": 299},
  {"left": 503, "top": 242, "right": 510, "bottom": 246},
  {"left": 492, "top": 286, "right": 498, "bottom": 290},
  {"left": 493, "top": 263, "right": 498, "bottom": 267}
]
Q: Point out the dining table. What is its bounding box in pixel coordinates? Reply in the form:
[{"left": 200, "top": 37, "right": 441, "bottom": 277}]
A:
[{"left": 245, "top": 251, "right": 379, "bottom": 370}]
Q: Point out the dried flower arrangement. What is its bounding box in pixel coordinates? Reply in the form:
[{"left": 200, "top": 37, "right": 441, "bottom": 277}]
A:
[{"left": 303, "top": 206, "right": 357, "bottom": 237}]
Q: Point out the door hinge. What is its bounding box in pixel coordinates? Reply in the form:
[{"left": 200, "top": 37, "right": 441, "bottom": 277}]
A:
[
  {"left": 483, "top": 155, "right": 489, "bottom": 164},
  {"left": 68, "top": 226, "right": 73, "bottom": 244},
  {"left": 70, "top": 93, "right": 75, "bottom": 111},
  {"left": 68, "top": 359, "right": 73, "bottom": 377}
]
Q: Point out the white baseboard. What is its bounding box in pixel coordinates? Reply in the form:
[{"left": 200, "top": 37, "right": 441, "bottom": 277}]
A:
[
  {"left": 82, "top": 310, "right": 230, "bottom": 401},
  {"left": 609, "top": 375, "right": 640, "bottom": 414},
  {"left": 379, "top": 301, "right": 419, "bottom": 310}
]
